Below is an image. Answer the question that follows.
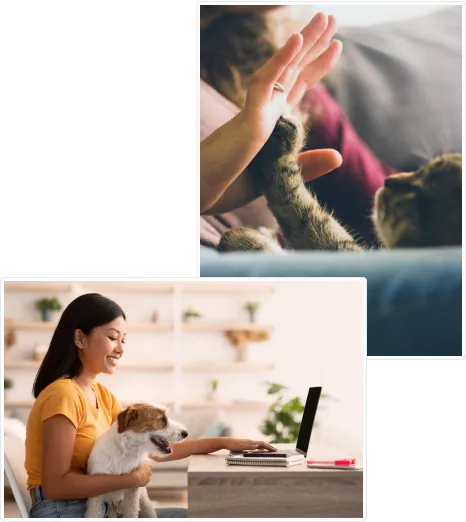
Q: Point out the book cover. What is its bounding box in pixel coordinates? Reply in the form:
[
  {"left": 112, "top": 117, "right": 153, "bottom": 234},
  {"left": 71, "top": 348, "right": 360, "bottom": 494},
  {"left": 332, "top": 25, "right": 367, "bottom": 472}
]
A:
[{"left": 226, "top": 454, "right": 304, "bottom": 467}]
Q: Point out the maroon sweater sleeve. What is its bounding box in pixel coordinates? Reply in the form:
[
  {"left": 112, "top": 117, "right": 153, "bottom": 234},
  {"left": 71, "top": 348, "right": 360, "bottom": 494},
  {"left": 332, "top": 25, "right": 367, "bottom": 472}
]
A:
[{"left": 301, "top": 84, "right": 396, "bottom": 245}]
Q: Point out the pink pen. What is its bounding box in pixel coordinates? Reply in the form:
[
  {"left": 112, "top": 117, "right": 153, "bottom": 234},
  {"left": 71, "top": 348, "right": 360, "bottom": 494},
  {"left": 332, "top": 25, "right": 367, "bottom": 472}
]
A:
[{"left": 307, "top": 457, "right": 356, "bottom": 467}]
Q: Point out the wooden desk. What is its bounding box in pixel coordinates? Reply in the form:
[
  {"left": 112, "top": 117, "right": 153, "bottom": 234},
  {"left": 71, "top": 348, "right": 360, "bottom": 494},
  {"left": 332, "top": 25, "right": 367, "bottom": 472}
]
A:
[{"left": 188, "top": 447, "right": 364, "bottom": 518}]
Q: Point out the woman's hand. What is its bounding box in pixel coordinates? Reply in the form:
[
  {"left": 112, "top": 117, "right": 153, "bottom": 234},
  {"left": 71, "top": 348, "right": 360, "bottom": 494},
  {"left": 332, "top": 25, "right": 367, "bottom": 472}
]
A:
[
  {"left": 130, "top": 461, "right": 153, "bottom": 487},
  {"left": 201, "top": 12, "right": 343, "bottom": 214},
  {"left": 242, "top": 12, "right": 342, "bottom": 149},
  {"left": 224, "top": 438, "right": 277, "bottom": 453},
  {"left": 203, "top": 148, "right": 342, "bottom": 216}
]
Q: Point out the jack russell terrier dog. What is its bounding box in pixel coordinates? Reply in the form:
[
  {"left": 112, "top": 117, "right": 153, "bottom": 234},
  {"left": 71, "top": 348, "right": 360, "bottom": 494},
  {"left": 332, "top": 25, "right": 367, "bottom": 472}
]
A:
[{"left": 85, "top": 403, "right": 188, "bottom": 518}]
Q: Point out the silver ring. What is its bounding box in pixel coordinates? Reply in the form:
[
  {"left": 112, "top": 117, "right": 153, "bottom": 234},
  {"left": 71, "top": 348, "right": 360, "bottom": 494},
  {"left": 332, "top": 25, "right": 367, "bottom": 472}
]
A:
[{"left": 273, "top": 82, "right": 285, "bottom": 92}]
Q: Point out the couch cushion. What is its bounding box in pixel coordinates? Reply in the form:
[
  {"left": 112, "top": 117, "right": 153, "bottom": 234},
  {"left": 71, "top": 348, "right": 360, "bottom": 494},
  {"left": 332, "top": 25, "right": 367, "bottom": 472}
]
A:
[{"left": 327, "top": 6, "right": 462, "bottom": 172}]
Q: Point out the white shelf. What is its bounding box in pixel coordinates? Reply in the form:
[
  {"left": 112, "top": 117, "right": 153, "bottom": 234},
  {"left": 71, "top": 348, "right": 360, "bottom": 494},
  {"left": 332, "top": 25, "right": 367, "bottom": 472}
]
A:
[
  {"left": 5, "top": 361, "right": 271, "bottom": 372},
  {"left": 3, "top": 282, "right": 174, "bottom": 293},
  {"left": 80, "top": 283, "right": 174, "bottom": 293},
  {"left": 181, "top": 401, "right": 270, "bottom": 410},
  {"left": 4, "top": 399, "right": 175, "bottom": 408},
  {"left": 4, "top": 361, "right": 174, "bottom": 371},
  {"left": 11, "top": 322, "right": 57, "bottom": 331},
  {"left": 4, "top": 400, "right": 268, "bottom": 410},
  {"left": 182, "top": 322, "right": 272, "bottom": 332},
  {"left": 4, "top": 361, "right": 42, "bottom": 368},
  {"left": 4, "top": 401, "right": 35, "bottom": 408},
  {"left": 4, "top": 282, "right": 276, "bottom": 294},
  {"left": 6, "top": 321, "right": 173, "bottom": 332},
  {"left": 180, "top": 284, "right": 275, "bottom": 294},
  {"left": 182, "top": 362, "right": 273, "bottom": 372},
  {"left": 4, "top": 283, "right": 73, "bottom": 292}
]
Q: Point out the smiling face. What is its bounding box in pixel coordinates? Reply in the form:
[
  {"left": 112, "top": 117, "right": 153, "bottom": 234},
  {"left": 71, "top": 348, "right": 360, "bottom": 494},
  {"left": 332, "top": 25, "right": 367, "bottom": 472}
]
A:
[
  {"left": 74, "top": 316, "right": 126, "bottom": 376},
  {"left": 117, "top": 403, "right": 188, "bottom": 456},
  {"left": 373, "top": 153, "right": 462, "bottom": 248}
]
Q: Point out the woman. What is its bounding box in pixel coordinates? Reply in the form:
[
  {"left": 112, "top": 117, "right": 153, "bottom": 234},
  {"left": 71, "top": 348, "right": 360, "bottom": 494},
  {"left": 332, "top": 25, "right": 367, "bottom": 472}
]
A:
[{"left": 26, "top": 293, "right": 275, "bottom": 518}]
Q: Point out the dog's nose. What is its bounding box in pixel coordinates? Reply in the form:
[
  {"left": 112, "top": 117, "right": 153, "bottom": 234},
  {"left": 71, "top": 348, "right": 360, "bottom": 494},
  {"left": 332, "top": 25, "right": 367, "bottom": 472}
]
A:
[{"left": 181, "top": 430, "right": 188, "bottom": 439}]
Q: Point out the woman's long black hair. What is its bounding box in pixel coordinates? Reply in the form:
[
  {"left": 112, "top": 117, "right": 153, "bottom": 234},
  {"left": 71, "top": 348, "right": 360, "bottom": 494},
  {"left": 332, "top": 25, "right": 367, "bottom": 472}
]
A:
[{"left": 32, "top": 293, "right": 126, "bottom": 398}]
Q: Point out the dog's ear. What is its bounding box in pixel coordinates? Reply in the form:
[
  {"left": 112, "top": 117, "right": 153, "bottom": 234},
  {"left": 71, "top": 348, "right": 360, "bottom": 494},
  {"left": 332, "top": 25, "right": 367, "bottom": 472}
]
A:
[{"left": 117, "top": 406, "right": 140, "bottom": 433}]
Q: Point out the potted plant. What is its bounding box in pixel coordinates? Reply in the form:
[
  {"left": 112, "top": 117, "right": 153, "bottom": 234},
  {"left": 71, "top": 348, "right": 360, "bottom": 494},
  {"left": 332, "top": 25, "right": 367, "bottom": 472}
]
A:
[
  {"left": 4, "top": 377, "right": 13, "bottom": 400},
  {"left": 206, "top": 379, "right": 219, "bottom": 401},
  {"left": 244, "top": 301, "right": 261, "bottom": 323},
  {"left": 182, "top": 307, "right": 202, "bottom": 323},
  {"left": 36, "top": 297, "right": 62, "bottom": 322},
  {"left": 260, "top": 382, "right": 331, "bottom": 443}
]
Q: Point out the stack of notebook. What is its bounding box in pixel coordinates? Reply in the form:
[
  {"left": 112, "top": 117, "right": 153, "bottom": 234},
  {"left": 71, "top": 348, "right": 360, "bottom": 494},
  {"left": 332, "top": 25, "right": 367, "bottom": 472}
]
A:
[{"left": 226, "top": 453, "right": 305, "bottom": 467}]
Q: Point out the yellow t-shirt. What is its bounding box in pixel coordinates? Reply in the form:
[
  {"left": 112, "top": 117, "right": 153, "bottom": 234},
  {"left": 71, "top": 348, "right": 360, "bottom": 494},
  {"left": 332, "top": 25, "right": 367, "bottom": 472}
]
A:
[{"left": 25, "top": 378, "right": 123, "bottom": 489}]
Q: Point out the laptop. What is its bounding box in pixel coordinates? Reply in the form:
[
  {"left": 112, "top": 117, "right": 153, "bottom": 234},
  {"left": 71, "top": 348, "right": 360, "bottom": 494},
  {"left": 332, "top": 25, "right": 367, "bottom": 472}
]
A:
[{"left": 232, "top": 386, "right": 322, "bottom": 458}]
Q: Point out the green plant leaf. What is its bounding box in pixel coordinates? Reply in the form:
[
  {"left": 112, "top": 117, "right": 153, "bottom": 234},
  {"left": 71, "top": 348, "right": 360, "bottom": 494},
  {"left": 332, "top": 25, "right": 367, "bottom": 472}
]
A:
[
  {"left": 260, "top": 383, "right": 333, "bottom": 445},
  {"left": 264, "top": 381, "right": 288, "bottom": 395}
]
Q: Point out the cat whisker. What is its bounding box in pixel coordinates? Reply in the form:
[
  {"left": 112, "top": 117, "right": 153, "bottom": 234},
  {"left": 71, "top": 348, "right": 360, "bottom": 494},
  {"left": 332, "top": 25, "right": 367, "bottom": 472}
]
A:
[
  {"left": 411, "top": 149, "right": 430, "bottom": 164},
  {"left": 438, "top": 112, "right": 452, "bottom": 155}
]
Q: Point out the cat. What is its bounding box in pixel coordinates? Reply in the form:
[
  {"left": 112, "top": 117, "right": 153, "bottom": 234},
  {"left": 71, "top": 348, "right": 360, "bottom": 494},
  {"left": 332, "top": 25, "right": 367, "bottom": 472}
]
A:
[{"left": 218, "top": 115, "right": 462, "bottom": 253}]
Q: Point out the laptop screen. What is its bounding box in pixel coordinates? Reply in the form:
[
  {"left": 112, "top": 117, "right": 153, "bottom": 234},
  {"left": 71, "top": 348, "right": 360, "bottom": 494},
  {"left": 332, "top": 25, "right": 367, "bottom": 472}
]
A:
[{"left": 296, "top": 386, "right": 322, "bottom": 455}]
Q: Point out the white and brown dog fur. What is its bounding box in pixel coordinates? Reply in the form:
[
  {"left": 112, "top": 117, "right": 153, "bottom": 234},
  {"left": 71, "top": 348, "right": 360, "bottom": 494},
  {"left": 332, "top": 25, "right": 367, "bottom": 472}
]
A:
[{"left": 85, "top": 403, "right": 188, "bottom": 518}]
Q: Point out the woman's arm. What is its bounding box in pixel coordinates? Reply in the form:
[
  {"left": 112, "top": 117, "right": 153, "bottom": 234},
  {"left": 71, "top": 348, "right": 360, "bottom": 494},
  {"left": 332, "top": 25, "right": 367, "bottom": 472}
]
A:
[
  {"left": 149, "top": 437, "right": 277, "bottom": 462},
  {"left": 203, "top": 148, "right": 342, "bottom": 215},
  {"left": 41, "top": 414, "right": 142, "bottom": 500},
  {"left": 200, "top": 112, "right": 262, "bottom": 213}
]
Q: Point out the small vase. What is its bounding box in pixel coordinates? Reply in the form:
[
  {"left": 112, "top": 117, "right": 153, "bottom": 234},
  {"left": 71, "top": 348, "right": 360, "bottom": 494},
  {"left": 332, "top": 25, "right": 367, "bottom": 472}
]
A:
[
  {"left": 248, "top": 310, "right": 256, "bottom": 323},
  {"left": 41, "top": 309, "right": 52, "bottom": 322}
]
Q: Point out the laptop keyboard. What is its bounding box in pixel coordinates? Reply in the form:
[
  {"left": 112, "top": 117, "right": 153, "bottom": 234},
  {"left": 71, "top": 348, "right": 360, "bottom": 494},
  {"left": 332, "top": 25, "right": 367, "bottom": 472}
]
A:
[{"left": 288, "top": 450, "right": 300, "bottom": 456}]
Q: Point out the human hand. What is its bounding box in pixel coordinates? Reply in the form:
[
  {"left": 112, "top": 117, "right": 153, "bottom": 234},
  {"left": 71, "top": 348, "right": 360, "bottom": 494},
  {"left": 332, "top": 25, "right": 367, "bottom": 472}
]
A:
[
  {"left": 224, "top": 438, "right": 277, "bottom": 453},
  {"left": 130, "top": 461, "right": 153, "bottom": 487},
  {"left": 241, "top": 12, "right": 342, "bottom": 148},
  {"left": 204, "top": 148, "right": 342, "bottom": 215},
  {"left": 298, "top": 148, "right": 343, "bottom": 183}
]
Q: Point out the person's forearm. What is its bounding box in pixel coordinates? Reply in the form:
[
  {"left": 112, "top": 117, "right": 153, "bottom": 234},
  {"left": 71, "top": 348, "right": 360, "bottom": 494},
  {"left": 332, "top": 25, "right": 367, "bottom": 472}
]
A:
[
  {"left": 201, "top": 169, "right": 261, "bottom": 215},
  {"left": 200, "top": 112, "right": 264, "bottom": 214},
  {"left": 43, "top": 469, "right": 135, "bottom": 500},
  {"left": 151, "top": 438, "right": 228, "bottom": 462}
]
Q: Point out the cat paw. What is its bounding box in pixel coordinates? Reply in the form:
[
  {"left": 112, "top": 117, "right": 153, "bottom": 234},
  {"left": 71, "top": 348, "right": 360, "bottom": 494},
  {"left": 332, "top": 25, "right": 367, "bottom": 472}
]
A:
[
  {"left": 272, "top": 115, "right": 305, "bottom": 157},
  {"left": 218, "top": 227, "right": 284, "bottom": 254},
  {"left": 250, "top": 115, "right": 305, "bottom": 177}
]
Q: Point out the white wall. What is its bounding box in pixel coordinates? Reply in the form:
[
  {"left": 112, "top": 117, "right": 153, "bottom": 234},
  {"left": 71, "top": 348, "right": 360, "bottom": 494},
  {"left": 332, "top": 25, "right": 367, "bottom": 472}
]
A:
[
  {"left": 269, "top": 3, "right": 446, "bottom": 44},
  {"left": 3, "top": 280, "right": 365, "bottom": 459},
  {"left": 311, "top": 3, "right": 445, "bottom": 27}
]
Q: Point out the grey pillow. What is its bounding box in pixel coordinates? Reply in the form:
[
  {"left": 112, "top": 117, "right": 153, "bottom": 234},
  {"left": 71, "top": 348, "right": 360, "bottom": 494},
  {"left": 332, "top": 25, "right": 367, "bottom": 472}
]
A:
[{"left": 327, "top": 6, "right": 462, "bottom": 172}]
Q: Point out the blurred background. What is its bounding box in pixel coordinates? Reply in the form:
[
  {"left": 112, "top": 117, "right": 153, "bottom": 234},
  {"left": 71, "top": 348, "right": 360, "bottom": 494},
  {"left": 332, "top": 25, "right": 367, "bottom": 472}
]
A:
[{"left": 3, "top": 279, "right": 364, "bottom": 513}]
